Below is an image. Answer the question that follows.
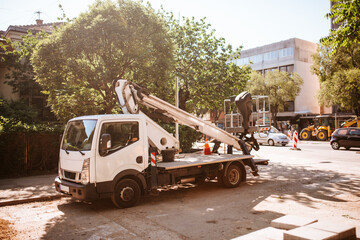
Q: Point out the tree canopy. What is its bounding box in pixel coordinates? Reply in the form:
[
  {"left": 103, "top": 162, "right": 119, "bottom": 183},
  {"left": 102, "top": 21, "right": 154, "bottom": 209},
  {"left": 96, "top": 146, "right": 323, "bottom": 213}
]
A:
[
  {"left": 314, "top": 0, "right": 360, "bottom": 115},
  {"left": 246, "top": 70, "right": 303, "bottom": 125},
  {"left": 321, "top": 0, "right": 360, "bottom": 52},
  {"left": 162, "top": 12, "right": 251, "bottom": 121},
  {"left": 312, "top": 43, "right": 360, "bottom": 115},
  {"left": 32, "top": 0, "right": 174, "bottom": 122}
]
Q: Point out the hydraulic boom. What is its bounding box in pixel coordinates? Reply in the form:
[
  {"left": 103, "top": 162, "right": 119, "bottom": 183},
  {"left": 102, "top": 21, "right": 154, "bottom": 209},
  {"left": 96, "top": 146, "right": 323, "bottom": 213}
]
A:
[{"left": 114, "top": 79, "right": 259, "bottom": 175}]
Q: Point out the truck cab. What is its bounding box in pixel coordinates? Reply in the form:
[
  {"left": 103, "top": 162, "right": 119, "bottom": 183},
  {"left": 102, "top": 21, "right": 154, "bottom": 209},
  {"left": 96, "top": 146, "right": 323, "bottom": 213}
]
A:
[{"left": 56, "top": 114, "right": 151, "bottom": 201}]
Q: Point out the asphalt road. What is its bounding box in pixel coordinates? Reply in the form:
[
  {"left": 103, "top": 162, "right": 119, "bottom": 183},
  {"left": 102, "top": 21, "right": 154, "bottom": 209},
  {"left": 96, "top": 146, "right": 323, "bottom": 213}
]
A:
[
  {"left": 254, "top": 141, "right": 360, "bottom": 175},
  {"left": 1, "top": 141, "right": 359, "bottom": 240}
]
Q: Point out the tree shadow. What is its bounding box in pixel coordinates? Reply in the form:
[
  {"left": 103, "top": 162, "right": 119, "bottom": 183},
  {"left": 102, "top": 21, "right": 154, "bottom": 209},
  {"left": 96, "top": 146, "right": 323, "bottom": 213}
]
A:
[{"left": 40, "top": 163, "right": 360, "bottom": 239}]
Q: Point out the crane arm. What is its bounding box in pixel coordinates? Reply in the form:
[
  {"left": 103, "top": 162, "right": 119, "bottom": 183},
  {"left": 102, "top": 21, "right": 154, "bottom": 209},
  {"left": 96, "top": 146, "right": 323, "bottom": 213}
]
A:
[
  {"left": 114, "top": 79, "right": 242, "bottom": 150},
  {"left": 113, "top": 79, "right": 259, "bottom": 175}
]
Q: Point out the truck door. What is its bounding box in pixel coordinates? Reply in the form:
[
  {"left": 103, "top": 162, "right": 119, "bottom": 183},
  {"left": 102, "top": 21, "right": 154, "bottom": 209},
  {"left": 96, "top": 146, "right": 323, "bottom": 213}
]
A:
[{"left": 95, "top": 120, "right": 146, "bottom": 187}]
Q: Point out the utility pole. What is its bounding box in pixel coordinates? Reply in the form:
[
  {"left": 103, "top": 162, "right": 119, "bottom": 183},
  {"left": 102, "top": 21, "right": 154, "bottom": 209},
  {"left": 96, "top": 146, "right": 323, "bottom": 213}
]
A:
[{"left": 175, "top": 77, "right": 179, "bottom": 141}]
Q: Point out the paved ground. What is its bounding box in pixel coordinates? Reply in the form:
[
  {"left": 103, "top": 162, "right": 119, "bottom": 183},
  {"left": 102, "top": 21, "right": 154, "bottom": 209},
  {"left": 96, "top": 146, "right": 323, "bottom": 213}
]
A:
[
  {"left": 0, "top": 141, "right": 359, "bottom": 239},
  {"left": 0, "top": 174, "right": 61, "bottom": 207}
]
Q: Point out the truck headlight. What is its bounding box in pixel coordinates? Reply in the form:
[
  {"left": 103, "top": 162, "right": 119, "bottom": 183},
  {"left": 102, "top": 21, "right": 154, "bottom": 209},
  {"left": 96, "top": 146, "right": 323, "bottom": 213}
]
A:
[{"left": 80, "top": 158, "right": 90, "bottom": 185}]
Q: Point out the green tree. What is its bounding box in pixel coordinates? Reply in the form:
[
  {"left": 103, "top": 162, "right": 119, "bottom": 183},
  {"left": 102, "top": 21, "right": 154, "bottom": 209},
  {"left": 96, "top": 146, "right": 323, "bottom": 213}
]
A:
[
  {"left": 321, "top": 0, "right": 360, "bottom": 51},
  {"left": 312, "top": 43, "right": 360, "bottom": 114},
  {"left": 246, "top": 70, "right": 303, "bottom": 126},
  {"left": 32, "top": 0, "right": 174, "bottom": 122},
  {"left": 162, "top": 12, "right": 251, "bottom": 121}
]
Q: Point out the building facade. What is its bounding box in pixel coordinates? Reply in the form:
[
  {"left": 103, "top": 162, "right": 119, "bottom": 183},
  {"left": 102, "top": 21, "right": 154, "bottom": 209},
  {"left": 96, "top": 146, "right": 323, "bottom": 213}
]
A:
[
  {"left": 230, "top": 38, "right": 331, "bottom": 127},
  {"left": 0, "top": 20, "right": 61, "bottom": 120}
]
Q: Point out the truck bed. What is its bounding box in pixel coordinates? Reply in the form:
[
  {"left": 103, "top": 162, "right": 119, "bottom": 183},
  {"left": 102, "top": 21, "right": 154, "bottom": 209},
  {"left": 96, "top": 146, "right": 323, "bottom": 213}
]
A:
[{"left": 157, "top": 152, "right": 253, "bottom": 170}]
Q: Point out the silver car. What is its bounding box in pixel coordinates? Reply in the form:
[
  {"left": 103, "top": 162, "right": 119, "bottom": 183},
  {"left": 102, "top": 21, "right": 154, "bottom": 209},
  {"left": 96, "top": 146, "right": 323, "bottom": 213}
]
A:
[{"left": 254, "top": 126, "right": 289, "bottom": 146}]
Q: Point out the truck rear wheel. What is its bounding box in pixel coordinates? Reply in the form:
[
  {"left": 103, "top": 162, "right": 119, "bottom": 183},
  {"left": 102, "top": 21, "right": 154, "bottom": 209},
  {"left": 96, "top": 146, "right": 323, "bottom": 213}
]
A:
[
  {"left": 300, "top": 130, "right": 311, "bottom": 140},
  {"left": 112, "top": 178, "right": 141, "bottom": 208},
  {"left": 221, "top": 164, "right": 243, "bottom": 188},
  {"left": 316, "top": 130, "right": 328, "bottom": 141}
]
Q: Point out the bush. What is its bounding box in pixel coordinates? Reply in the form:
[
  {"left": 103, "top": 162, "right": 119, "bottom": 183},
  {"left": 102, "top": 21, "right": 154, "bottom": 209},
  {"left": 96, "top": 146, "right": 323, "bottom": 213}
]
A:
[
  {"left": 0, "top": 99, "right": 38, "bottom": 123},
  {"left": 0, "top": 99, "right": 63, "bottom": 134}
]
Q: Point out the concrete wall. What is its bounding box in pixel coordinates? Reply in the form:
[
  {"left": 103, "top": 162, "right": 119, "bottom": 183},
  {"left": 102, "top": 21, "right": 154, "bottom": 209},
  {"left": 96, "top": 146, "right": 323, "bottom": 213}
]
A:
[
  {"left": 294, "top": 61, "right": 320, "bottom": 114},
  {"left": 0, "top": 66, "right": 19, "bottom": 101}
]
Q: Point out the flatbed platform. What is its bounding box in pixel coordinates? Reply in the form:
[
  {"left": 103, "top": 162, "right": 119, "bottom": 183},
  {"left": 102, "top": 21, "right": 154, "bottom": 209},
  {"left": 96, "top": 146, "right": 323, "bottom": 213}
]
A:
[{"left": 157, "top": 152, "right": 253, "bottom": 170}]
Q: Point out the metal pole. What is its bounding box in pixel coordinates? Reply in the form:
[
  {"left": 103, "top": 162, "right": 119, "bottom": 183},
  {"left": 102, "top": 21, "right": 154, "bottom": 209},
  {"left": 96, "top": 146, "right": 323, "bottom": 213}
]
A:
[
  {"left": 175, "top": 77, "right": 179, "bottom": 141},
  {"left": 335, "top": 113, "right": 337, "bottom": 129}
]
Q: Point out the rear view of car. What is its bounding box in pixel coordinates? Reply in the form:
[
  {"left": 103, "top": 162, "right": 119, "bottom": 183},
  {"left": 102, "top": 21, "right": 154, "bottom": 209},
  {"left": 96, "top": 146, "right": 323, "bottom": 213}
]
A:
[{"left": 330, "top": 127, "right": 360, "bottom": 150}]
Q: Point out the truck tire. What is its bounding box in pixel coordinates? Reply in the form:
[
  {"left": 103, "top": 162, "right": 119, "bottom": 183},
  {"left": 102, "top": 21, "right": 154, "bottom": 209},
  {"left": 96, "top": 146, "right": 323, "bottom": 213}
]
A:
[
  {"left": 112, "top": 178, "right": 141, "bottom": 208},
  {"left": 221, "top": 164, "right": 243, "bottom": 188},
  {"left": 316, "top": 130, "right": 328, "bottom": 141},
  {"left": 300, "top": 130, "right": 311, "bottom": 140}
]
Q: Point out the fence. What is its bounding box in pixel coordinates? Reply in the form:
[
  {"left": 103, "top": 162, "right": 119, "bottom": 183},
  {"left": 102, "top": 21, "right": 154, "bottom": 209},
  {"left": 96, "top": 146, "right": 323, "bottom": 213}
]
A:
[{"left": 0, "top": 132, "right": 60, "bottom": 178}]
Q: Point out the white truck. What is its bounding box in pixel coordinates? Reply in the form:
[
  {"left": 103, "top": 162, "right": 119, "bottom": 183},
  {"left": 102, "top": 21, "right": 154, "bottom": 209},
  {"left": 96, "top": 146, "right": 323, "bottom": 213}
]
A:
[{"left": 55, "top": 80, "right": 267, "bottom": 208}]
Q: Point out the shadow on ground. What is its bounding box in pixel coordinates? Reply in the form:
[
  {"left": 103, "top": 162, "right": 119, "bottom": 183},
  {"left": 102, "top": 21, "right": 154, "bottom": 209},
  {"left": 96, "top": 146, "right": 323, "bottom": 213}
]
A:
[{"left": 40, "top": 163, "right": 360, "bottom": 239}]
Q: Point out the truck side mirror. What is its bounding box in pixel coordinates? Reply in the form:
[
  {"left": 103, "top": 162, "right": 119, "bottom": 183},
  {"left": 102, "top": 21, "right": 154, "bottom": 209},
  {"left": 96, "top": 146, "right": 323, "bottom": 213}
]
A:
[{"left": 99, "top": 133, "right": 111, "bottom": 156}]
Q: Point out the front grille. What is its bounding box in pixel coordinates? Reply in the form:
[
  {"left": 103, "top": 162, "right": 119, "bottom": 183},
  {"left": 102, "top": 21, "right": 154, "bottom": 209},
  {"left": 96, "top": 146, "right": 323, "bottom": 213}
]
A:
[{"left": 64, "top": 171, "right": 76, "bottom": 180}]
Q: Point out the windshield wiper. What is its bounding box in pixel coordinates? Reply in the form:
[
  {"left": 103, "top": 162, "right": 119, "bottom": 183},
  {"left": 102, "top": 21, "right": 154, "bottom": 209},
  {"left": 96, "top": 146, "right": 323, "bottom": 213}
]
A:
[
  {"left": 65, "top": 146, "right": 69, "bottom": 154},
  {"left": 64, "top": 145, "right": 85, "bottom": 155}
]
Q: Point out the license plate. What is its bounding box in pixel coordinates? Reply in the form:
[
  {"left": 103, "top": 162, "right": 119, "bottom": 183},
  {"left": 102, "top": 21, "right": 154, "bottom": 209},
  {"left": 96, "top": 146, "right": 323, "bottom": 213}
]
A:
[{"left": 60, "top": 184, "right": 69, "bottom": 193}]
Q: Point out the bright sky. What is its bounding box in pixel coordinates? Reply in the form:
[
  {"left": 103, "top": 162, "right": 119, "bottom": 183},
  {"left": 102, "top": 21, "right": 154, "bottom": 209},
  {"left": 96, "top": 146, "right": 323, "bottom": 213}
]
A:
[{"left": 0, "top": 0, "right": 331, "bottom": 50}]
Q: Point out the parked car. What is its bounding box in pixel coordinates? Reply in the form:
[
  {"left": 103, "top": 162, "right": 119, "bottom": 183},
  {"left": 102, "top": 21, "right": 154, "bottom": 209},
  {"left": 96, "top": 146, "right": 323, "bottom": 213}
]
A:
[
  {"left": 254, "top": 126, "right": 289, "bottom": 146},
  {"left": 330, "top": 127, "right": 360, "bottom": 150}
]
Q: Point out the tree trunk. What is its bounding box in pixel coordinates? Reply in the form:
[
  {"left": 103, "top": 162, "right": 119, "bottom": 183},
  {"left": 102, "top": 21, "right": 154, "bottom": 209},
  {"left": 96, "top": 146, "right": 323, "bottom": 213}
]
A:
[
  {"left": 179, "top": 87, "right": 189, "bottom": 111},
  {"left": 271, "top": 104, "right": 279, "bottom": 129}
]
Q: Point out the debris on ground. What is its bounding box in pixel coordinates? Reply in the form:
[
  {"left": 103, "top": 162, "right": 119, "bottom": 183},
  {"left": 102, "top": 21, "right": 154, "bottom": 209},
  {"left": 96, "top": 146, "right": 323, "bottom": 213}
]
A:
[{"left": 0, "top": 218, "right": 17, "bottom": 240}]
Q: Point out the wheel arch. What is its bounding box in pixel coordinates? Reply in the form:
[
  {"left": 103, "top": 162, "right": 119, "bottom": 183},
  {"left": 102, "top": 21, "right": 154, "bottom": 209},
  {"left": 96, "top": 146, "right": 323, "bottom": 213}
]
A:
[
  {"left": 223, "top": 161, "right": 246, "bottom": 182},
  {"left": 331, "top": 140, "right": 340, "bottom": 150},
  {"left": 113, "top": 169, "right": 147, "bottom": 193}
]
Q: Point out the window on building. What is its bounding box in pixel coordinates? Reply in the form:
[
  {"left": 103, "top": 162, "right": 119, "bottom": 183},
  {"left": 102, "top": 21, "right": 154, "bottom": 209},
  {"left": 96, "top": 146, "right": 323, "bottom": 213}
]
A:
[
  {"left": 284, "top": 101, "right": 294, "bottom": 112},
  {"left": 286, "top": 65, "right": 294, "bottom": 73},
  {"left": 279, "top": 65, "right": 294, "bottom": 74},
  {"left": 249, "top": 54, "right": 263, "bottom": 64},
  {"left": 235, "top": 57, "right": 249, "bottom": 66},
  {"left": 264, "top": 50, "right": 278, "bottom": 61},
  {"left": 279, "top": 47, "right": 294, "bottom": 58}
]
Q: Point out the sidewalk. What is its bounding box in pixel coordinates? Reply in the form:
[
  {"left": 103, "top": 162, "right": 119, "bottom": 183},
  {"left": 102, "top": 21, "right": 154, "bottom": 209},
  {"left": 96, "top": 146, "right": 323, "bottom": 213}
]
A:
[{"left": 0, "top": 174, "right": 65, "bottom": 207}]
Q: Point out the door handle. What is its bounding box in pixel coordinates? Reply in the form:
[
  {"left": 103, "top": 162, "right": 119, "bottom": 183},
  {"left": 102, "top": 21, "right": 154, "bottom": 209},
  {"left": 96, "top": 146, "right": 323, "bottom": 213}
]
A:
[{"left": 136, "top": 156, "right": 143, "bottom": 164}]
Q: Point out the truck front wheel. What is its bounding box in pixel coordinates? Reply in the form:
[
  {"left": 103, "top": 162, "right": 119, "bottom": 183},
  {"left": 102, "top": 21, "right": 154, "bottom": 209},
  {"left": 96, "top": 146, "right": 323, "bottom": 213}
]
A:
[
  {"left": 222, "top": 164, "right": 243, "bottom": 188},
  {"left": 112, "top": 178, "right": 141, "bottom": 208}
]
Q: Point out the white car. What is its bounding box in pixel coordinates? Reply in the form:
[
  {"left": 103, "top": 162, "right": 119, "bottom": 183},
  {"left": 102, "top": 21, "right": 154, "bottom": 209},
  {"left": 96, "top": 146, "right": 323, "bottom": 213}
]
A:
[{"left": 254, "top": 126, "right": 289, "bottom": 146}]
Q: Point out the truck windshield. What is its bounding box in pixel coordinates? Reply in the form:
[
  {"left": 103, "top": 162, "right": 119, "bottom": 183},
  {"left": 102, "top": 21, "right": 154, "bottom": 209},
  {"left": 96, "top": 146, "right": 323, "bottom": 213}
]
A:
[{"left": 61, "top": 120, "right": 97, "bottom": 151}]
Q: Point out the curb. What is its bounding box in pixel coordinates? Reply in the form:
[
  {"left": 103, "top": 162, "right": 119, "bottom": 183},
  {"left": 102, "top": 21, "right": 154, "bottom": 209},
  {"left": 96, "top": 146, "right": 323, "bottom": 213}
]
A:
[{"left": 0, "top": 194, "right": 68, "bottom": 207}]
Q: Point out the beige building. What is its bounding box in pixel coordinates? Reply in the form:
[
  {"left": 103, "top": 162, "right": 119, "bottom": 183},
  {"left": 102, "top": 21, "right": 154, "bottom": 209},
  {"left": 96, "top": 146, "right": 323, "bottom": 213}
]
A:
[
  {"left": 231, "top": 38, "right": 331, "bottom": 124},
  {"left": 0, "top": 20, "right": 61, "bottom": 120}
]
